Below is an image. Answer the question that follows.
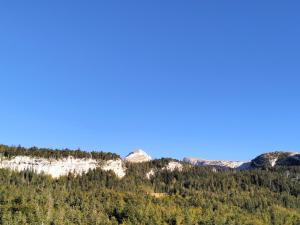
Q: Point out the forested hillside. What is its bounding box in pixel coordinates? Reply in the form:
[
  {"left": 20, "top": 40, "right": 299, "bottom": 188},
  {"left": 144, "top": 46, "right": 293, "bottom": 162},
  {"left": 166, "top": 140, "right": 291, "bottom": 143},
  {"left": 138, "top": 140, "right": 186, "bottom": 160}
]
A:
[{"left": 0, "top": 159, "right": 299, "bottom": 225}]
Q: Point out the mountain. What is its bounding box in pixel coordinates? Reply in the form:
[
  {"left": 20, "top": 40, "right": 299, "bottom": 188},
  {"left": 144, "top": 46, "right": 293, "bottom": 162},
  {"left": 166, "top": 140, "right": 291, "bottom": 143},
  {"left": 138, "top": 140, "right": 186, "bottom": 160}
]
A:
[
  {"left": 0, "top": 145, "right": 299, "bottom": 179},
  {"left": 124, "top": 149, "right": 151, "bottom": 163},
  {"left": 251, "top": 151, "right": 300, "bottom": 168},
  {"left": 184, "top": 151, "right": 300, "bottom": 169},
  {"left": 0, "top": 144, "right": 300, "bottom": 224},
  {"left": 183, "top": 157, "right": 249, "bottom": 169}
]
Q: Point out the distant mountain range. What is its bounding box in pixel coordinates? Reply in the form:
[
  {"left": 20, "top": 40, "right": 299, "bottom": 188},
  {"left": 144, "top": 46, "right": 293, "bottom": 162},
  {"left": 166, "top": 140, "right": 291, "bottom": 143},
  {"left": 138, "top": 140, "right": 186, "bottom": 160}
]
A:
[
  {"left": 125, "top": 149, "right": 300, "bottom": 169},
  {"left": 0, "top": 145, "right": 299, "bottom": 179},
  {"left": 184, "top": 151, "right": 300, "bottom": 169}
]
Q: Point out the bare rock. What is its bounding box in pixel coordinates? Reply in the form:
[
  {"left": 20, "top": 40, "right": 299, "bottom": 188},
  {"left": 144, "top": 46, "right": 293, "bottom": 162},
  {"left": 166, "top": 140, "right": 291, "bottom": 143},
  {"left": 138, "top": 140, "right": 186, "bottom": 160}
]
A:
[
  {"left": 183, "top": 157, "right": 247, "bottom": 169},
  {"left": 124, "top": 149, "right": 151, "bottom": 163}
]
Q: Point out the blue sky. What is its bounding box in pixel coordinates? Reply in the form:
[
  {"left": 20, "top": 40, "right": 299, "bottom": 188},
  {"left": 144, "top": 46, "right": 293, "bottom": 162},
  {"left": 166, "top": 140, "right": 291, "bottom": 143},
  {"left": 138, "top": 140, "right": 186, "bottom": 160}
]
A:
[{"left": 0, "top": 1, "right": 299, "bottom": 160}]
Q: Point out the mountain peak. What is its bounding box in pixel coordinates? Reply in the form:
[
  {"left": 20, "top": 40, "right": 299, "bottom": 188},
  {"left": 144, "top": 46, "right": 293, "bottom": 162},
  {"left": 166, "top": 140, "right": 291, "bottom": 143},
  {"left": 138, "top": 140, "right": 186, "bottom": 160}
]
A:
[
  {"left": 124, "top": 149, "right": 151, "bottom": 163},
  {"left": 251, "top": 151, "right": 300, "bottom": 167}
]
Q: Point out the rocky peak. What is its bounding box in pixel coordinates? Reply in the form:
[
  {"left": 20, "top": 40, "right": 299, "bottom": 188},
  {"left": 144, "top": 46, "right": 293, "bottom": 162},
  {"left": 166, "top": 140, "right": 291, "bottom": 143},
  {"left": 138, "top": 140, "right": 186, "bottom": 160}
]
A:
[{"left": 124, "top": 149, "right": 151, "bottom": 163}]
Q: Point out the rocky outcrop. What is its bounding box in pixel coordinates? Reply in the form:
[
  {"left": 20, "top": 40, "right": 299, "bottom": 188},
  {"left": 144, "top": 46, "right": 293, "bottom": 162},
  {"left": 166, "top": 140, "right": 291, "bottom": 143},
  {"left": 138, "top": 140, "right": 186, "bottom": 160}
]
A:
[
  {"left": 124, "top": 149, "right": 151, "bottom": 163},
  {"left": 0, "top": 155, "right": 126, "bottom": 178},
  {"left": 182, "top": 157, "right": 200, "bottom": 166},
  {"left": 163, "top": 161, "right": 183, "bottom": 171},
  {"left": 102, "top": 159, "right": 126, "bottom": 178},
  {"left": 145, "top": 161, "right": 183, "bottom": 179},
  {"left": 0, "top": 148, "right": 152, "bottom": 179},
  {"left": 0, "top": 156, "right": 98, "bottom": 178},
  {"left": 146, "top": 169, "right": 155, "bottom": 179},
  {"left": 183, "top": 157, "right": 247, "bottom": 169}
]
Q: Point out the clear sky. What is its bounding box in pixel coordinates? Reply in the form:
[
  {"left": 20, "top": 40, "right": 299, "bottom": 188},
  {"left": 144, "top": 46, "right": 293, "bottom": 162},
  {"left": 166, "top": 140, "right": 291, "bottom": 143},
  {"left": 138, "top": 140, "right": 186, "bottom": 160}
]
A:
[{"left": 1, "top": 1, "right": 299, "bottom": 160}]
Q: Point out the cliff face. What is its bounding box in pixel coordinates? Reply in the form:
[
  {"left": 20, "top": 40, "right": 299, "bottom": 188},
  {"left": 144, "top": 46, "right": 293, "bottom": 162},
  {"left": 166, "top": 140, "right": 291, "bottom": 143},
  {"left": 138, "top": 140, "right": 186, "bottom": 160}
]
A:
[
  {"left": 0, "top": 156, "right": 126, "bottom": 178},
  {"left": 101, "top": 159, "right": 126, "bottom": 178},
  {"left": 0, "top": 148, "right": 299, "bottom": 179}
]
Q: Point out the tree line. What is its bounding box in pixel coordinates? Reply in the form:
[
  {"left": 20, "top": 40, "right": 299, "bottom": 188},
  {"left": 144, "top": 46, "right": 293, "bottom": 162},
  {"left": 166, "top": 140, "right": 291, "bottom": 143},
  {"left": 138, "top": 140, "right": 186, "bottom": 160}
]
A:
[{"left": 0, "top": 144, "right": 120, "bottom": 160}]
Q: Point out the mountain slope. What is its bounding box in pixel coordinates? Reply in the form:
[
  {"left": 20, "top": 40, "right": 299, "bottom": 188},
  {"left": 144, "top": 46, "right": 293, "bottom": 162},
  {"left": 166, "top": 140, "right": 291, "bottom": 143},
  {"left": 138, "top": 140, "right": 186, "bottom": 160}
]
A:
[
  {"left": 0, "top": 145, "right": 299, "bottom": 179},
  {"left": 251, "top": 151, "right": 300, "bottom": 168},
  {"left": 0, "top": 144, "right": 300, "bottom": 224}
]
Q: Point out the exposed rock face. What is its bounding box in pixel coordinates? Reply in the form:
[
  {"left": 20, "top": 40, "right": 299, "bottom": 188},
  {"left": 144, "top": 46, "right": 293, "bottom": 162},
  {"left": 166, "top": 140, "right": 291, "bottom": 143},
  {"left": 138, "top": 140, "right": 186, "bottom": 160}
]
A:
[
  {"left": 251, "top": 151, "right": 300, "bottom": 168},
  {"left": 102, "top": 159, "right": 126, "bottom": 178},
  {"left": 183, "top": 157, "right": 247, "bottom": 169},
  {"left": 182, "top": 157, "right": 200, "bottom": 166},
  {"left": 0, "top": 149, "right": 299, "bottom": 180},
  {"left": 163, "top": 161, "right": 183, "bottom": 172},
  {"left": 145, "top": 161, "right": 183, "bottom": 179},
  {"left": 124, "top": 149, "right": 151, "bottom": 163},
  {"left": 0, "top": 156, "right": 126, "bottom": 178},
  {"left": 146, "top": 169, "right": 155, "bottom": 179},
  {"left": 0, "top": 156, "right": 98, "bottom": 178}
]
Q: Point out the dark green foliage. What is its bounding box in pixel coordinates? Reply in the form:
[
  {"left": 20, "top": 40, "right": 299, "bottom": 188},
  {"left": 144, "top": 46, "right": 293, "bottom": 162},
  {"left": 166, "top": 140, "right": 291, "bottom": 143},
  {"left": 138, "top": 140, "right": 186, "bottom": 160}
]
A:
[
  {"left": 0, "top": 149, "right": 299, "bottom": 224},
  {"left": 0, "top": 166, "right": 299, "bottom": 224},
  {"left": 0, "top": 144, "right": 120, "bottom": 160},
  {"left": 277, "top": 154, "right": 300, "bottom": 166}
]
